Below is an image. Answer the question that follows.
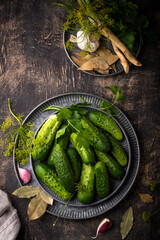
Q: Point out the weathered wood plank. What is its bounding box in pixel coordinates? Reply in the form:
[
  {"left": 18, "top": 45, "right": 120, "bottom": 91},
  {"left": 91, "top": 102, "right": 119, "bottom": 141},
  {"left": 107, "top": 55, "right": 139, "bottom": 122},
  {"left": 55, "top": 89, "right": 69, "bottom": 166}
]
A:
[{"left": 0, "top": 0, "right": 160, "bottom": 239}]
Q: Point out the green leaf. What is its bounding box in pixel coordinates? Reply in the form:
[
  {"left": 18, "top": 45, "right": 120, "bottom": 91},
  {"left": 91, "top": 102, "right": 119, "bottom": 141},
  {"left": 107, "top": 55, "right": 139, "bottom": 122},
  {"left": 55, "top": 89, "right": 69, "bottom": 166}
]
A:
[
  {"left": 55, "top": 124, "right": 69, "bottom": 141},
  {"left": 118, "top": 29, "right": 136, "bottom": 51},
  {"left": 100, "top": 101, "right": 117, "bottom": 116},
  {"left": 77, "top": 107, "right": 88, "bottom": 116},
  {"left": 100, "top": 101, "right": 111, "bottom": 109},
  {"left": 142, "top": 211, "right": 151, "bottom": 222},
  {"left": 57, "top": 108, "right": 72, "bottom": 121},
  {"left": 120, "top": 207, "right": 133, "bottom": 239},
  {"left": 105, "top": 85, "right": 116, "bottom": 95},
  {"left": 115, "top": 87, "right": 125, "bottom": 102}
]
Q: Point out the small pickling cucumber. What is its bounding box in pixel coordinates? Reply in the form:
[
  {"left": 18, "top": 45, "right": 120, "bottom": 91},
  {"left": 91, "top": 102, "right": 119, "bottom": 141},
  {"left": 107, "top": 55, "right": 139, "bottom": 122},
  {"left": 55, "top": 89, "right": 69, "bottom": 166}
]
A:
[
  {"left": 77, "top": 164, "right": 95, "bottom": 204},
  {"left": 70, "top": 132, "right": 96, "bottom": 165},
  {"left": 48, "top": 144, "right": 76, "bottom": 193},
  {"left": 66, "top": 147, "right": 82, "bottom": 182},
  {"left": 95, "top": 149, "right": 124, "bottom": 179},
  {"left": 80, "top": 116, "right": 111, "bottom": 152},
  {"left": 35, "top": 163, "right": 72, "bottom": 200},
  {"left": 105, "top": 132, "right": 127, "bottom": 167},
  {"left": 32, "top": 114, "right": 62, "bottom": 161},
  {"left": 95, "top": 162, "right": 109, "bottom": 199},
  {"left": 48, "top": 124, "right": 70, "bottom": 167},
  {"left": 88, "top": 110, "right": 123, "bottom": 141}
]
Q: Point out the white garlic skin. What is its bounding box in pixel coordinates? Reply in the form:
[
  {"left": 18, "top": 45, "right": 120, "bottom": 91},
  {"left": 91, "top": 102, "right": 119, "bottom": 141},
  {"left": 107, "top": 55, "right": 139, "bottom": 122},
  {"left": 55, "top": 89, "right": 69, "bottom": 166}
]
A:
[{"left": 76, "top": 30, "right": 100, "bottom": 53}]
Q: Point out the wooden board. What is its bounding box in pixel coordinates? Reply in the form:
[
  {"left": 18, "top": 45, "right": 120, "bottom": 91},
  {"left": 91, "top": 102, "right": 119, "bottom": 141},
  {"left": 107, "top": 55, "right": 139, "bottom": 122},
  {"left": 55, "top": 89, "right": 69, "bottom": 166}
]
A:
[{"left": 0, "top": 0, "right": 160, "bottom": 239}]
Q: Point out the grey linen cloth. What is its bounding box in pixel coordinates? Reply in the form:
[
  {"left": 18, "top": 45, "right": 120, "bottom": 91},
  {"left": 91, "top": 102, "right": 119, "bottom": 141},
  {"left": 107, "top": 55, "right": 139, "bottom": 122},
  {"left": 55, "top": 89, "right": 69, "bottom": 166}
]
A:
[{"left": 0, "top": 190, "right": 21, "bottom": 240}]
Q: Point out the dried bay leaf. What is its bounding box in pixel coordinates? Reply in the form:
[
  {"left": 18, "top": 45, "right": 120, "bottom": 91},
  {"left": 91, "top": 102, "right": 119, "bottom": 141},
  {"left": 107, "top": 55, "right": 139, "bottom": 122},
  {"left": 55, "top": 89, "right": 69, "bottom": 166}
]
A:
[
  {"left": 78, "top": 59, "right": 97, "bottom": 70},
  {"left": 72, "top": 45, "right": 119, "bottom": 74},
  {"left": 120, "top": 207, "right": 133, "bottom": 240},
  {"left": 12, "top": 186, "right": 39, "bottom": 198},
  {"left": 27, "top": 193, "right": 47, "bottom": 220},
  {"left": 74, "top": 52, "right": 97, "bottom": 60},
  {"left": 95, "top": 46, "right": 119, "bottom": 65},
  {"left": 78, "top": 57, "right": 109, "bottom": 71},
  {"left": 93, "top": 57, "right": 109, "bottom": 70},
  {"left": 71, "top": 53, "right": 97, "bottom": 67},
  {"left": 139, "top": 194, "right": 153, "bottom": 203},
  {"left": 39, "top": 187, "right": 54, "bottom": 205},
  {"left": 71, "top": 55, "right": 86, "bottom": 67},
  {"left": 95, "top": 68, "right": 109, "bottom": 75},
  {"left": 110, "top": 63, "right": 117, "bottom": 72}
]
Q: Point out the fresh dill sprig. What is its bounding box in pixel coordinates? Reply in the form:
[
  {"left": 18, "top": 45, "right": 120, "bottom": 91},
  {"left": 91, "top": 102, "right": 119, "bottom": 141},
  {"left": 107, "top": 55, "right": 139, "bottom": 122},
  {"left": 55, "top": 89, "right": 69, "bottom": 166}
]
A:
[{"left": 0, "top": 99, "right": 35, "bottom": 165}]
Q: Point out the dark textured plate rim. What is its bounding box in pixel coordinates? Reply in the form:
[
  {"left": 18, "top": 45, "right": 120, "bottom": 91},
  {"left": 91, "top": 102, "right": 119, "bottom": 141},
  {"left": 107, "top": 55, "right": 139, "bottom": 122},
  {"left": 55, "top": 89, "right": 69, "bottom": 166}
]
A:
[
  {"left": 63, "top": 30, "right": 142, "bottom": 77},
  {"left": 13, "top": 92, "right": 140, "bottom": 219}
]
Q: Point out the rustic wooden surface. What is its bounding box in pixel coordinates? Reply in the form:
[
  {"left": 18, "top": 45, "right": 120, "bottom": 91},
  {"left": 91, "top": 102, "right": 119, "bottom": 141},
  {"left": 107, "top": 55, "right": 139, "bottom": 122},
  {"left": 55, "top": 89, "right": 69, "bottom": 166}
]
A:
[{"left": 0, "top": 0, "right": 160, "bottom": 239}]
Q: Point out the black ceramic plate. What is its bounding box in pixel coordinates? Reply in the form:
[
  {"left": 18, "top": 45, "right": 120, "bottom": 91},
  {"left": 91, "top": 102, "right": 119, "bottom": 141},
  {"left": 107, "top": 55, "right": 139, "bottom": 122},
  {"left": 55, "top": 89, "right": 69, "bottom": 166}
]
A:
[
  {"left": 63, "top": 30, "right": 141, "bottom": 77},
  {"left": 13, "top": 93, "right": 140, "bottom": 219}
]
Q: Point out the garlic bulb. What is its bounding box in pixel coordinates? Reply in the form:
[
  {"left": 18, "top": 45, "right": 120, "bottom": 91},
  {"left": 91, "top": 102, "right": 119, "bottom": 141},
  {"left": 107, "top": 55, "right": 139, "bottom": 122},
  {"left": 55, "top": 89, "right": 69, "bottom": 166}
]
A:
[{"left": 76, "top": 30, "right": 100, "bottom": 53}]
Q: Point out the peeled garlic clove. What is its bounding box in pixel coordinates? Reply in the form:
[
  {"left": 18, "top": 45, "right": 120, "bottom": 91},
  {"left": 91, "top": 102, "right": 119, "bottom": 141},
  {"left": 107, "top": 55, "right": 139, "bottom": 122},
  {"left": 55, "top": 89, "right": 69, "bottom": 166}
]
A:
[
  {"left": 18, "top": 167, "right": 31, "bottom": 184},
  {"left": 91, "top": 218, "right": 112, "bottom": 239}
]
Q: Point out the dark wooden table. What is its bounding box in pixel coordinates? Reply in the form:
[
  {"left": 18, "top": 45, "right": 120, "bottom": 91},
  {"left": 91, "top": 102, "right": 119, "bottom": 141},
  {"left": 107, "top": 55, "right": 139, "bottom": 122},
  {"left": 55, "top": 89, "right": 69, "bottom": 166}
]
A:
[{"left": 0, "top": 1, "right": 160, "bottom": 239}]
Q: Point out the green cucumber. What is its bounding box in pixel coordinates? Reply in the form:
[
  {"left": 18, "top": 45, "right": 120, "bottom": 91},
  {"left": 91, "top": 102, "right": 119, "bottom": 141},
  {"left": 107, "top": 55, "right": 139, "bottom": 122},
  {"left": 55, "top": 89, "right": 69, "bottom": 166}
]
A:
[
  {"left": 48, "top": 124, "right": 70, "bottom": 167},
  {"left": 35, "top": 163, "right": 72, "bottom": 200},
  {"left": 32, "top": 114, "right": 62, "bottom": 161},
  {"left": 66, "top": 147, "right": 82, "bottom": 182},
  {"left": 70, "top": 132, "right": 96, "bottom": 165},
  {"left": 88, "top": 110, "right": 123, "bottom": 141},
  {"left": 105, "top": 132, "right": 127, "bottom": 167},
  {"left": 48, "top": 144, "right": 75, "bottom": 193},
  {"left": 80, "top": 116, "right": 111, "bottom": 152},
  {"left": 95, "top": 149, "right": 124, "bottom": 179},
  {"left": 77, "top": 164, "right": 95, "bottom": 204},
  {"left": 95, "top": 162, "right": 109, "bottom": 199}
]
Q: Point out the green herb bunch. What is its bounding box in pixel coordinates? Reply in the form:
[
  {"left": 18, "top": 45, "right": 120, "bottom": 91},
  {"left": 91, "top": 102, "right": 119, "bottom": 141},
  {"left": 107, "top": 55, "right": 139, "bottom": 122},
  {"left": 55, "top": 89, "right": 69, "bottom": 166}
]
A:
[
  {"left": 53, "top": 0, "right": 150, "bottom": 52},
  {"left": 0, "top": 99, "right": 35, "bottom": 165}
]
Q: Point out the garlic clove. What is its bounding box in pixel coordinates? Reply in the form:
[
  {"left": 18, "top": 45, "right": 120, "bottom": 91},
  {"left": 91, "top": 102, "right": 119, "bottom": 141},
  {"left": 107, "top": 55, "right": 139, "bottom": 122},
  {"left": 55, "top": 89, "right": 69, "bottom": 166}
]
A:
[
  {"left": 18, "top": 167, "right": 31, "bottom": 184},
  {"left": 76, "top": 30, "right": 100, "bottom": 53},
  {"left": 91, "top": 218, "right": 112, "bottom": 239},
  {"left": 69, "top": 34, "right": 77, "bottom": 43}
]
